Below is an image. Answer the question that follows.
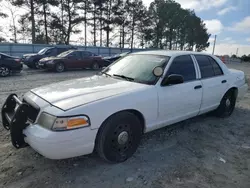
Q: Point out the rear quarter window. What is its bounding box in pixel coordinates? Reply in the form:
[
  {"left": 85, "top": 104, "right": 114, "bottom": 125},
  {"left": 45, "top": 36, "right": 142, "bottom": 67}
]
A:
[{"left": 207, "top": 56, "right": 223, "bottom": 76}]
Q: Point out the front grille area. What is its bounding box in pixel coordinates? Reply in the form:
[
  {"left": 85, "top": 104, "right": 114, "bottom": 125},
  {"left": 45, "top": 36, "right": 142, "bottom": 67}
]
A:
[{"left": 23, "top": 99, "right": 40, "bottom": 123}]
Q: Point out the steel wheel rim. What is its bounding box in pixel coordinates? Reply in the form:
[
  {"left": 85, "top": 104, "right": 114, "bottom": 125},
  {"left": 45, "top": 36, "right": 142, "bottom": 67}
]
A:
[
  {"left": 225, "top": 95, "right": 234, "bottom": 114},
  {"left": 0, "top": 67, "right": 10, "bottom": 76},
  {"left": 93, "top": 63, "right": 99, "bottom": 70},
  {"left": 35, "top": 62, "right": 39, "bottom": 69},
  {"left": 111, "top": 124, "right": 133, "bottom": 154}
]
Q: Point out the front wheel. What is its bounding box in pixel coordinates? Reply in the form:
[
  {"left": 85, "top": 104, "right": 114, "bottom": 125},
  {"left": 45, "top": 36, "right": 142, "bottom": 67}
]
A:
[
  {"left": 0, "top": 66, "right": 10, "bottom": 77},
  {"left": 55, "top": 62, "right": 65, "bottom": 73},
  {"left": 34, "top": 61, "right": 39, "bottom": 69},
  {"left": 96, "top": 112, "right": 143, "bottom": 163},
  {"left": 214, "top": 90, "right": 237, "bottom": 117}
]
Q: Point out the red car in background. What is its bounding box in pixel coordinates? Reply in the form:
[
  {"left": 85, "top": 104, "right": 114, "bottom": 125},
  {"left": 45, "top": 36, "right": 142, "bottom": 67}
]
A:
[{"left": 38, "top": 50, "right": 109, "bottom": 72}]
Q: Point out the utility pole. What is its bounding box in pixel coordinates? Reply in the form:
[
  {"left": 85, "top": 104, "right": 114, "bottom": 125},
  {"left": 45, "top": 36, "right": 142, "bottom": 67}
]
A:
[
  {"left": 236, "top": 48, "right": 239, "bottom": 57},
  {"left": 212, "top": 35, "right": 217, "bottom": 55}
]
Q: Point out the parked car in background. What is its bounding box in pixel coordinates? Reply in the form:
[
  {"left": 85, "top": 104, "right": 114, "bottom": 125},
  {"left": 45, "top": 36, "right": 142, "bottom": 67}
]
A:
[
  {"left": 38, "top": 50, "right": 108, "bottom": 72},
  {"left": 2, "top": 50, "right": 248, "bottom": 162},
  {"left": 21, "top": 46, "right": 77, "bottom": 69},
  {"left": 103, "top": 51, "right": 130, "bottom": 64},
  {"left": 0, "top": 52, "right": 22, "bottom": 77}
]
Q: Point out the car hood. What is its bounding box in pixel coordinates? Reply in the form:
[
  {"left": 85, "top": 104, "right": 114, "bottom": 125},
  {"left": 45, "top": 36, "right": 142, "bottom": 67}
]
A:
[{"left": 31, "top": 75, "right": 148, "bottom": 110}]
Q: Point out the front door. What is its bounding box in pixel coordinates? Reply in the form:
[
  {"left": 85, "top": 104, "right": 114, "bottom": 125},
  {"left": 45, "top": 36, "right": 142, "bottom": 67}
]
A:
[
  {"left": 157, "top": 55, "right": 202, "bottom": 128},
  {"left": 80, "top": 51, "right": 93, "bottom": 68}
]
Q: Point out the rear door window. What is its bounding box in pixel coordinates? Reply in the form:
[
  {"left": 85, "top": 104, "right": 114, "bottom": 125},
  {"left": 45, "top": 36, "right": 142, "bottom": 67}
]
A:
[
  {"left": 167, "top": 55, "right": 196, "bottom": 82},
  {"left": 82, "top": 51, "right": 92, "bottom": 58},
  {"left": 194, "top": 55, "right": 214, "bottom": 79}
]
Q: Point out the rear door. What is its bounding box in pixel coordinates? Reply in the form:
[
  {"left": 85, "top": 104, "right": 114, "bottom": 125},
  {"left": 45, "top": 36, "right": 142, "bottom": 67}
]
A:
[
  {"left": 45, "top": 48, "right": 57, "bottom": 57},
  {"left": 80, "top": 51, "right": 93, "bottom": 68},
  {"left": 193, "top": 55, "right": 228, "bottom": 114}
]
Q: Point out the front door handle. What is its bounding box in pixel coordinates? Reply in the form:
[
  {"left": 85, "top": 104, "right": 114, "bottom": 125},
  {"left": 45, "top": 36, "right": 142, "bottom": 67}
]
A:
[
  {"left": 194, "top": 85, "right": 202, "bottom": 89},
  {"left": 222, "top": 80, "right": 227, "bottom": 83}
]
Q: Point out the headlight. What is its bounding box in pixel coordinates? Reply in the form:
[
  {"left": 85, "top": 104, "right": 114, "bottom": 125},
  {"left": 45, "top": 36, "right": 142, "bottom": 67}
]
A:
[
  {"left": 46, "top": 60, "right": 54, "bottom": 64},
  {"left": 37, "top": 112, "right": 90, "bottom": 131}
]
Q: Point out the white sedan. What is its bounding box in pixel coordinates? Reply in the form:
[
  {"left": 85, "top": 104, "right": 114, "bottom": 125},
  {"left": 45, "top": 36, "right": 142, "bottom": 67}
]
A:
[{"left": 2, "top": 50, "right": 248, "bottom": 163}]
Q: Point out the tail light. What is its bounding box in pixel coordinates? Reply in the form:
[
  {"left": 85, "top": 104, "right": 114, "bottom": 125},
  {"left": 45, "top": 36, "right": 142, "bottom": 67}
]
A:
[{"left": 14, "top": 59, "right": 21, "bottom": 63}]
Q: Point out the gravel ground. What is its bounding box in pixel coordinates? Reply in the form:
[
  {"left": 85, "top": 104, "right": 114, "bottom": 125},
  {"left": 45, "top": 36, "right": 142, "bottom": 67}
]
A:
[{"left": 0, "top": 64, "right": 250, "bottom": 188}]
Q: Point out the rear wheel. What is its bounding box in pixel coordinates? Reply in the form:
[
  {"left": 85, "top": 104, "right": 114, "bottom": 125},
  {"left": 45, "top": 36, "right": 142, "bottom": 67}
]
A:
[
  {"left": 92, "top": 62, "right": 100, "bottom": 70},
  {"left": 214, "top": 90, "right": 237, "bottom": 117},
  {"left": 0, "top": 65, "right": 10, "bottom": 77},
  {"left": 55, "top": 62, "right": 65, "bottom": 73},
  {"left": 96, "top": 112, "right": 143, "bottom": 163}
]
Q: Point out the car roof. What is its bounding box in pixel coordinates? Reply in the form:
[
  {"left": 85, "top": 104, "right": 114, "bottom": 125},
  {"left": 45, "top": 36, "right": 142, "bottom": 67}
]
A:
[{"left": 132, "top": 50, "right": 212, "bottom": 57}]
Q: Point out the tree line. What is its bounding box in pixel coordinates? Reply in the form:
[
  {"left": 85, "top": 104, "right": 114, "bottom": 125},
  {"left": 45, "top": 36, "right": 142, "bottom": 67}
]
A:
[{"left": 0, "top": 0, "right": 211, "bottom": 51}]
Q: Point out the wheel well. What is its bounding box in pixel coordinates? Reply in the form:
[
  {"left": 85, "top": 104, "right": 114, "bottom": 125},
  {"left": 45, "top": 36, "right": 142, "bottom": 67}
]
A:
[
  {"left": 33, "top": 59, "right": 39, "bottom": 63},
  {"left": 227, "top": 87, "right": 238, "bottom": 98},
  {"left": 0, "top": 64, "right": 11, "bottom": 69},
  {"left": 94, "top": 109, "right": 145, "bottom": 150}
]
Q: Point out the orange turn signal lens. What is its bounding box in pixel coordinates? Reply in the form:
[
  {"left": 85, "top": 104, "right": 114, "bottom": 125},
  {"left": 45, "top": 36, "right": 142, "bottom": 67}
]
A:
[{"left": 67, "top": 118, "right": 88, "bottom": 128}]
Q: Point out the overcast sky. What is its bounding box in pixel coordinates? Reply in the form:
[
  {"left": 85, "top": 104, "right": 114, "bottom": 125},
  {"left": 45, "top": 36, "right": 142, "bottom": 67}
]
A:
[{"left": 1, "top": 0, "right": 250, "bottom": 56}]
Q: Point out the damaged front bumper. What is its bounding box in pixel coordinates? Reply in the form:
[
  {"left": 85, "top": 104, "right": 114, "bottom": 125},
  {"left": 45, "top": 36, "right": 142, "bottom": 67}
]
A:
[
  {"left": 1, "top": 94, "right": 97, "bottom": 159},
  {"left": 1, "top": 94, "right": 39, "bottom": 148}
]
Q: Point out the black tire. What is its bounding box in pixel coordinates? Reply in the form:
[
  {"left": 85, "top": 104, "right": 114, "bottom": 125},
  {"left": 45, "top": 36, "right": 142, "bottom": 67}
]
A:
[
  {"left": 0, "top": 65, "right": 10, "bottom": 77},
  {"left": 34, "top": 61, "right": 39, "bottom": 69},
  {"left": 92, "top": 62, "right": 100, "bottom": 70},
  {"left": 214, "top": 90, "right": 237, "bottom": 118},
  {"left": 55, "top": 62, "right": 65, "bottom": 73},
  {"left": 96, "top": 112, "right": 143, "bottom": 163},
  {"left": 27, "top": 65, "right": 33, "bottom": 69}
]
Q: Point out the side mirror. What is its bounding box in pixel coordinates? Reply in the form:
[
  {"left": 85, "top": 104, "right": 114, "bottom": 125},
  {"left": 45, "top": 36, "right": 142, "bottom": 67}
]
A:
[{"left": 161, "top": 74, "right": 184, "bottom": 86}]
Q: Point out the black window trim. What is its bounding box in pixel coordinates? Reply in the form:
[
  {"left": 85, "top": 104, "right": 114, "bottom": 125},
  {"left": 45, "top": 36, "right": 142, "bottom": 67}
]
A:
[
  {"left": 193, "top": 54, "right": 224, "bottom": 80},
  {"left": 162, "top": 54, "right": 198, "bottom": 85}
]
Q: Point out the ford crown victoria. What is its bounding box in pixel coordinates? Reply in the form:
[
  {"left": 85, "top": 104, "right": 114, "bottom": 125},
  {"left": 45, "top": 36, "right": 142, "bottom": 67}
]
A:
[{"left": 1, "top": 50, "right": 248, "bottom": 163}]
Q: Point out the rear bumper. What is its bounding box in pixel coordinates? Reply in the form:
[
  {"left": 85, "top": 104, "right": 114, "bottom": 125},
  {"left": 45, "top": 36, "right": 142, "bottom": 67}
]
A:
[
  {"left": 22, "top": 60, "right": 33, "bottom": 66},
  {"left": 238, "top": 83, "right": 248, "bottom": 100},
  {"left": 12, "top": 64, "right": 23, "bottom": 72}
]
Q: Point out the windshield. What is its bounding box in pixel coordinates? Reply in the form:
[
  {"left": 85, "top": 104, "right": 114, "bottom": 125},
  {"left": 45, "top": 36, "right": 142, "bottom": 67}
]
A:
[
  {"left": 103, "top": 54, "right": 170, "bottom": 85},
  {"left": 38, "top": 47, "right": 51, "bottom": 55},
  {"left": 57, "top": 50, "right": 73, "bottom": 57}
]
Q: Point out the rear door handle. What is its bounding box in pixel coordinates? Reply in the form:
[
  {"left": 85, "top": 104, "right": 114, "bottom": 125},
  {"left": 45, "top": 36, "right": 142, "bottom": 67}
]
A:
[
  {"left": 194, "top": 85, "right": 202, "bottom": 89},
  {"left": 222, "top": 80, "right": 227, "bottom": 83}
]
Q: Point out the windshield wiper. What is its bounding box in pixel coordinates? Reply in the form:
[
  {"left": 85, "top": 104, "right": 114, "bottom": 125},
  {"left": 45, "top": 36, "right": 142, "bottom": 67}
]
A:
[
  {"left": 113, "top": 74, "right": 134, "bottom": 81},
  {"left": 101, "top": 72, "right": 111, "bottom": 77}
]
